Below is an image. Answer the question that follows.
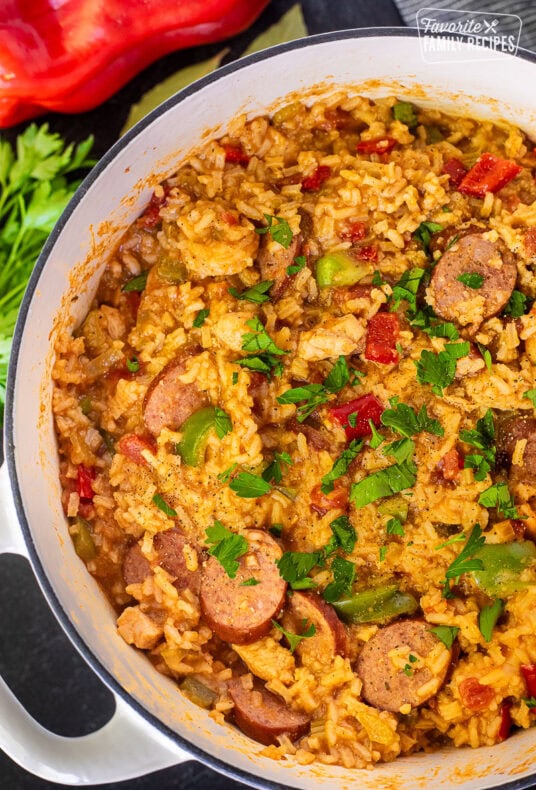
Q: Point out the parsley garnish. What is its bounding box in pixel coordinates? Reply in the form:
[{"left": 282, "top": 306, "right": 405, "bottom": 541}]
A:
[
  {"left": 262, "top": 451, "right": 293, "bottom": 484},
  {"left": 122, "top": 270, "right": 148, "bottom": 293},
  {"left": 324, "top": 355, "right": 362, "bottom": 392},
  {"left": 229, "top": 471, "right": 272, "bottom": 498},
  {"left": 239, "top": 317, "right": 287, "bottom": 378},
  {"left": 383, "top": 438, "right": 415, "bottom": 464},
  {"left": 503, "top": 290, "right": 528, "bottom": 318},
  {"left": 372, "top": 270, "right": 385, "bottom": 286},
  {"left": 390, "top": 267, "right": 425, "bottom": 312},
  {"left": 524, "top": 697, "right": 536, "bottom": 708},
  {"left": 441, "top": 524, "right": 485, "bottom": 598},
  {"left": 456, "top": 272, "right": 484, "bottom": 289},
  {"left": 152, "top": 493, "right": 177, "bottom": 518},
  {"left": 409, "top": 305, "right": 459, "bottom": 340},
  {"left": 236, "top": 352, "right": 283, "bottom": 378},
  {"left": 193, "top": 308, "right": 209, "bottom": 328},
  {"left": 322, "top": 557, "right": 356, "bottom": 603},
  {"left": 414, "top": 341, "right": 470, "bottom": 396},
  {"left": 379, "top": 546, "right": 389, "bottom": 563},
  {"left": 272, "top": 619, "right": 316, "bottom": 653},
  {"left": 350, "top": 460, "right": 417, "bottom": 508},
  {"left": 276, "top": 550, "right": 323, "bottom": 590},
  {"left": 386, "top": 517, "right": 405, "bottom": 536},
  {"left": 321, "top": 439, "right": 363, "bottom": 494},
  {"left": 434, "top": 533, "right": 465, "bottom": 550},
  {"left": 524, "top": 389, "right": 536, "bottom": 408},
  {"left": 369, "top": 420, "right": 385, "bottom": 449},
  {"left": 205, "top": 521, "right": 248, "bottom": 579},
  {"left": 214, "top": 407, "right": 232, "bottom": 439},
  {"left": 277, "top": 356, "right": 361, "bottom": 422},
  {"left": 327, "top": 515, "right": 357, "bottom": 554},
  {"left": 413, "top": 222, "right": 443, "bottom": 258},
  {"left": 429, "top": 625, "right": 460, "bottom": 649},
  {"left": 126, "top": 356, "right": 140, "bottom": 373},
  {"left": 478, "top": 482, "right": 520, "bottom": 519},
  {"left": 229, "top": 280, "right": 274, "bottom": 304},
  {"left": 232, "top": 371, "right": 239, "bottom": 385},
  {"left": 460, "top": 409, "right": 495, "bottom": 481},
  {"left": 240, "top": 578, "right": 260, "bottom": 587},
  {"left": 479, "top": 598, "right": 504, "bottom": 642},
  {"left": 255, "top": 214, "right": 293, "bottom": 249},
  {"left": 380, "top": 401, "right": 444, "bottom": 438},
  {"left": 403, "top": 663, "right": 413, "bottom": 676},
  {"left": 217, "top": 463, "right": 237, "bottom": 484},
  {"left": 270, "top": 523, "right": 283, "bottom": 537},
  {"left": 287, "top": 255, "right": 307, "bottom": 276}
]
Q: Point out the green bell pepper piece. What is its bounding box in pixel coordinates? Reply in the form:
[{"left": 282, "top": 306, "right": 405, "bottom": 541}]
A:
[
  {"left": 331, "top": 583, "right": 418, "bottom": 624},
  {"left": 177, "top": 406, "right": 218, "bottom": 467},
  {"left": 315, "top": 252, "right": 371, "bottom": 288},
  {"left": 471, "top": 541, "right": 536, "bottom": 596},
  {"left": 71, "top": 518, "right": 96, "bottom": 562},
  {"left": 377, "top": 494, "right": 409, "bottom": 522}
]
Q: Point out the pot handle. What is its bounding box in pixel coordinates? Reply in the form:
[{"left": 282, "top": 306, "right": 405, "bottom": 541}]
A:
[{"left": 0, "top": 464, "right": 191, "bottom": 784}]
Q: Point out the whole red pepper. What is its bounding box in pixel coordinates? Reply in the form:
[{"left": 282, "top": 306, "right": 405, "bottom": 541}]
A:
[{"left": 0, "top": 0, "right": 269, "bottom": 127}]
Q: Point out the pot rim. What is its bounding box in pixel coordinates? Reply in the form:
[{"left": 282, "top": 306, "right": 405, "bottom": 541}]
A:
[{"left": 5, "top": 25, "right": 536, "bottom": 790}]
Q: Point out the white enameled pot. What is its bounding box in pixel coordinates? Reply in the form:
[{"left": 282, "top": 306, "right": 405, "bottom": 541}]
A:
[{"left": 3, "top": 28, "right": 536, "bottom": 789}]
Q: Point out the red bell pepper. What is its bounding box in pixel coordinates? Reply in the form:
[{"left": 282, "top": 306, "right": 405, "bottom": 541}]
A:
[
  {"left": 458, "top": 153, "right": 522, "bottom": 198},
  {"left": 0, "top": 0, "right": 270, "bottom": 127},
  {"left": 341, "top": 221, "right": 367, "bottom": 243},
  {"left": 355, "top": 245, "right": 378, "bottom": 262},
  {"left": 498, "top": 701, "right": 512, "bottom": 741},
  {"left": 223, "top": 145, "right": 250, "bottom": 166},
  {"left": 302, "top": 165, "right": 331, "bottom": 191},
  {"left": 356, "top": 137, "right": 398, "bottom": 155},
  {"left": 310, "top": 483, "right": 348, "bottom": 515},
  {"left": 521, "top": 664, "right": 536, "bottom": 703},
  {"left": 365, "top": 312, "right": 400, "bottom": 364},
  {"left": 442, "top": 157, "right": 467, "bottom": 187},
  {"left": 329, "top": 394, "right": 384, "bottom": 441},
  {"left": 458, "top": 677, "right": 495, "bottom": 711},
  {"left": 77, "top": 465, "right": 95, "bottom": 501}
]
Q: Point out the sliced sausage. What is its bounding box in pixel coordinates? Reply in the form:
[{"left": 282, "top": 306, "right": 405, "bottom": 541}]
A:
[
  {"left": 426, "top": 234, "right": 517, "bottom": 330},
  {"left": 228, "top": 677, "right": 310, "bottom": 745},
  {"left": 280, "top": 591, "right": 347, "bottom": 671},
  {"left": 200, "top": 529, "right": 287, "bottom": 644},
  {"left": 153, "top": 528, "right": 201, "bottom": 594},
  {"left": 356, "top": 619, "right": 453, "bottom": 713},
  {"left": 499, "top": 415, "right": 536, "bottom": 484},
  {"left": 143, "top": 349, "right": 207, "bottom": 436},
  {"left": 123, "top": 543, "right": 152, "bottom": 587},
  {"left": 257, "top": 233, "right": 301, "bottom": 300}
]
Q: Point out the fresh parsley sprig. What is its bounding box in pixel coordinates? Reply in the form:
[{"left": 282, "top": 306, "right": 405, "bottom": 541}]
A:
[
  {"left": 229, "top": 280, "right": 274, "bottom": 304},
  {"left": 441, "top": 523, "right": 485, "bottom": 598},
  {"left": 414, "top": 341, "right": 470, "bottom": 396},
  {"left": 229, "top": 471, "right": 272, "bottom": 499},
  {"left": 205, "top": 521, "right": 248, "bottom": 578},
  {"left": 321, "top": 439, "right": 363, "bottom": 494},
  {"left": 350, "top": 460, "right": 417, "bottom": 508},
  {"left": 262, "top": 451, "right": 293, "bottom": 484},
  {"left": 380, "top": 400, "right": 444, "bottom": 438},
  {"left": 255, "top": 214, "right": 293, "bottom": 249},
  {"left": 456, "top": 272, "right": 484, "bottom": 289},
  {"left": 429, "top": 625, "right": 460, "bottom": 649},
  {"left": 389, "top": 267, "right": 426, "bottom": 313},
  {"left": 272, "top": 619, "right": 316, "bottom": 652},
  {"left": 459, "top": 409, "right": 495, "bottom": 481},
  {"left": 239, "top": 316, "right": 287, "bottom": 378},
  {"left": 413, "top": 221, "right": 443, "bottom": 258},
  {"left": 322, "top": 556, "right": 356, "bottom": 603},
  {"left": 276, "top": 550, "right": 323, "bottom": 590},
  {"left": 277, "top": 356, "right": 362, "bottom": 422},
  {"left": 479, "top": 598, "right": 504, "bottom": 642},
  {"left": 478, "top": 482, "right": 520, "bottom": 519}
]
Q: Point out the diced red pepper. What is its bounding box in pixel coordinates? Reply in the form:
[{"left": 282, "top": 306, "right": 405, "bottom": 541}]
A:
[
  {"left": 498, "top": 701, "right": 513, "bottom": 741},
  {"left": 301, "top": 165, "right": 331, "bottom": 191},
  {"left": 77, "top": 465, "right": 95, "bottom": 501},
  {"left": 223, "top": 145, "right": 250, "bottom": 166},
  {"left": 341, "top": 221, "right": 367, "bottom": 243},
  {"left": 458, "top": 677, "right": 495, "bottom": 711},
  {"left": 329, "top": 394, "right": 384, "bottom": 442},
  {"left": 356, "top": 137, "right": 398, "bottom": 155},
  {"left": 118, "top": 434, "right": 157, "bottom": 466},
  {"left": 310, "top": 483, "right": 348, "bottom": 515},
  {"left": 436, "top": 447, "right": 463, "bottom": 482},
  {"left": 521, "top": 664, "right": 536, "bottom": 700},
  {"left": 355, "top": 245, "right": 378, "bottom": 262},
  {"left": 442, "top": 157, "right": 467, "bottom": 187},
  {"left": 458, "top": 153, "right": 522, "bottom": 198},
  {"left": 365, "top": 312, "right": 400, "bottom": 365},
  {"left": 138, "top": 186, "right": 171, "bottom": 228},
  {"left": 525, "top": 228, "right": 536, "bottom": 257}
]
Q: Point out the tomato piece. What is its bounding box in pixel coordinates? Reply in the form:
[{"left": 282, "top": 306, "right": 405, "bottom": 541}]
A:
[
  {"left": 310, "top": 483, "right": 348, "bottom": 515},
  {"left": 498, "top": 701, "right": 513, "bottom": 741},
  {"left": 365, "top": 312, "right": 400, "bottom": 365},
  {"left": 77, "top": 465, "right": 95, "bottom": 500},
  {"left": 525, "top": 228, "right": 536, "bottom": 257},
  {"left": 118, "top": 434, "right": 157, "bottom": 466},
  {"left": 329, "top": 394, "right": 384, "bottom": 441},
  {"left": 341, "top": 221, "right": 367, "bottom": 243},
  {"left": 437, "top": 447, "right": 463, "bottom": 482},
  {"left": 458, "top": 152, "right": 522, "bottom": 197},
  {"left": 302, "top": 165, "right": 331, "bottom": 191},
  {"left": 442, "top": 157, "right": 467, "bottom": 187},
  {"left": 138, "top": 187, "right": 170, "bottom": 228},
  {"left": 356, "top": 137, "right": 397, "bottom": 155},
  {"left": 223, "top": 145, "right": 250, "bottom": 165},
  {"left": 521, "top": 664, "right": 536, "bottom": 700},
  {"left": 459, "top": 677, "right": 495, "bottom": 711},
  {"left": 355, "top": 245, "right": 378, "bottom": 262}
]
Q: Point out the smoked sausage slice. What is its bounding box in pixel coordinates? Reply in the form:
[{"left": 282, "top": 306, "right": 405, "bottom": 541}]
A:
[
  {"left": 228, "top": 677, "right": 310, "bottom": 745},
  {"left": 426, "top": 234, "right": 517, "bottom": 330},
  {"left": 143, "top": 350, "right": 207, "bottom": 436},
  {"left": 153, "top": 528, "right": 200, "bottom": 594},
  {"left": 280, "top": 591, "right": 347, "bottom": 671},
  {"left": 123, "top": 543, "right": 151, "bottom": 586},
  {"left": 200, "top": 529, "right": 287, "bottom": 644},
  {"left": 499, "top": 415, "right": 536, "bottom": 484},
  {"left": 356, "top": 619, "right": 453, "bottom": 713}
]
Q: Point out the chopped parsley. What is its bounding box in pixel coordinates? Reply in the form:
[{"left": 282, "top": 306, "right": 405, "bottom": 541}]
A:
[
  {"left": 276, "top": 550, "right": 323, "bottom": 590},
  {"left": 524, "top": 696, "right": 536, "bottom": 708},
  {"left": 379, "top": 546, "right": 389, "bottom": 563},
  {"left": 321, "top": 439, "right": 363, "bottom": 494},
  {"left": 414, "top": 341, "right": 470, "bottom": 396},
  {"left": 429, "top": 625, "right": 460, "bottom": 649},
  {"left": 434, "top": 533, "right": 465, "bottom": 551},
  {"left": 232, "top": 371, "right": 239, "bottom": 385},
  {"left": 272, "top": 619, "right": 316, "bottom": 653},
  {"left": 152, "top": 493, "right": 177, "bottom": 518},
  {"left": 239, "top": 316, "right": 287, "bottom": 378},
  {"left": 386, "top": 517, "right": 405, "bottom": 536},
  {"left": 326, "top": 515, "right": 357, "bottom": 554},
  {"left": 126, "top": 356, "right": 140, "bottom": 373},
  {"left": 193, "top": 308, "right": 209, "bottom": 328},
  {"left": 287, "top": 255, "right": 307, "bottom": 276},
  {"left": 214, "top": 407, "right": 232, "bottom": 439},
  {"left": 269, "top": 523, "right": 283, "bottom": 537},
  {"left": 413, "top": 222, "right": 443, "bottom": 258},
  {"left": 441, "top": 524, "right": 485, "bottom": 598},
  {"left": 262, "top": 451, "right": 293, "bottom": 484},
  {"left": 277, "top": 356, "right": 361, "bottom": 422},
  {"left": 478, "top": 482, "right": 520, "bottom": 519},
  {"left": 323, "top": 355, "right": 363, "bottom": 392},
  {"left": 205, "top": 521, "right": 248, "bottom": 579},
  {"left": 369, "top": 420, "right": 385, "bottom": 449},
  {"left": 503, "top": 290, "right": 528, "bottom": 318},
  {"left": 217, "top": 463, "right": 237, "bottom": 484},
  {"left": 236, "top": 352, "right": 284, "bottom": 378},
  {"left": 380, "top": 400, "right": 444, "bottom": 438},
  {"left": 524, "top": 389, "right": 536, "bottom": 408},
  {"left": 122, "top": 270, "right": 148, "bottom": 292},
  {"left": 392, "top": 101, "right": 418, "bottom": 129},
  {"left": 372, "top": 270, "right": 385, "bottom": 286},
  {"left": 479, "top": 598, "right": 504, "bottom": 642},
  {"left": 456, "top": 272, "right": 484, "bottom": 289},
  {"left": 255, "top": 214, "right": 293, "bottom": 249},
  {"left": 403, "top": 663, "right": 413, "bottom": 676},
  {"left": 228, "top": 280, "right": 274, "bottom": 304},
  {"left": 409, "top": 305, "right": 459, "bottom": 340},
  {"left": 460, "top": 409, "right": 495, "bottom": 481},
  {"left": 350, "top": 460, "right": 417, "bottom": 508},
  {"left": 390, "top": 267, "right": 426, "bottom": 312},
  {"left": 322, "top": 556, "right": 356, "bottom": 603},
  {"left": 229, "top": 471, "right": 272, "bottom": 499},
  {"left": 240, "top": 577, "right": 260, "bottom": 587},
  {"left": 383, "top": 438, "right": 415, "bottom": 464}
]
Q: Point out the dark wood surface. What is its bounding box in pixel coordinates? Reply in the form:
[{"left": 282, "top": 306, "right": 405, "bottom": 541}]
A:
[{"left": 0, "top": 2, "right": 406, "bottom": 788}]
